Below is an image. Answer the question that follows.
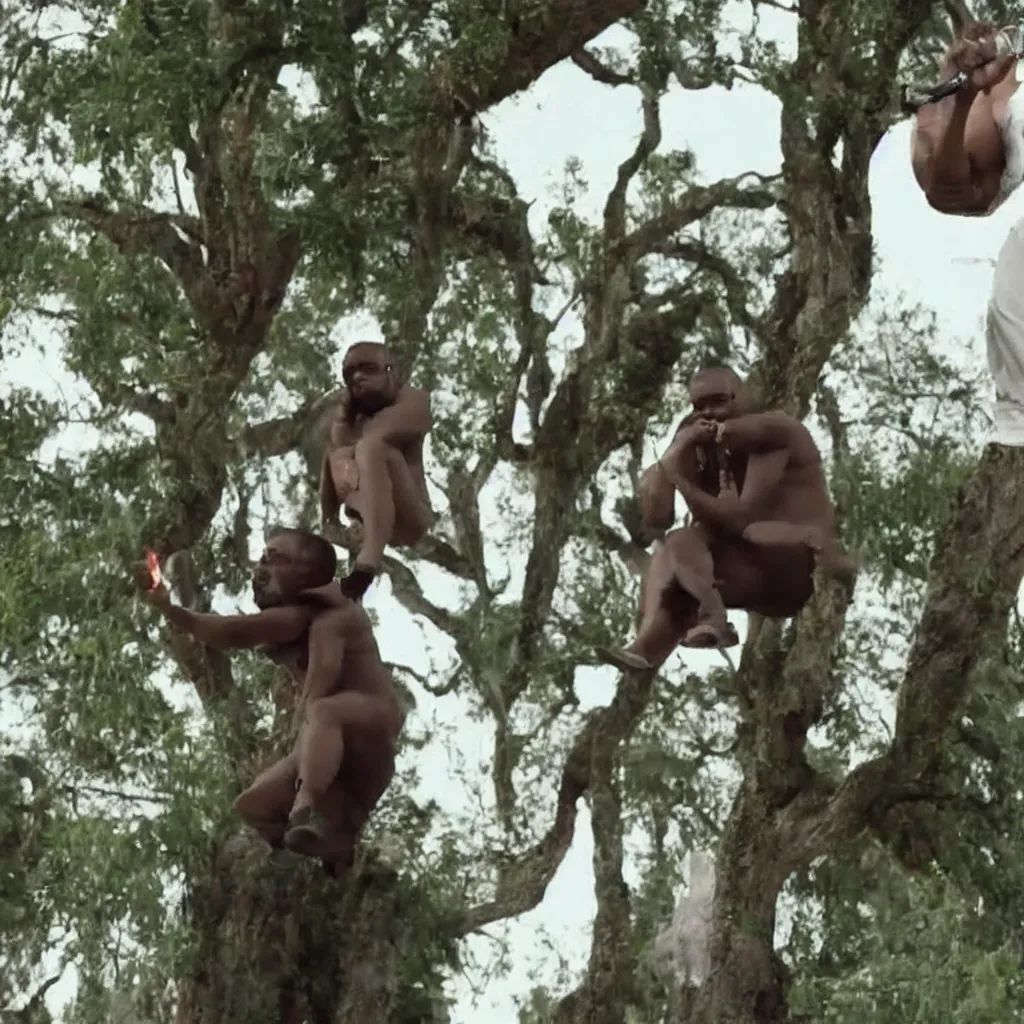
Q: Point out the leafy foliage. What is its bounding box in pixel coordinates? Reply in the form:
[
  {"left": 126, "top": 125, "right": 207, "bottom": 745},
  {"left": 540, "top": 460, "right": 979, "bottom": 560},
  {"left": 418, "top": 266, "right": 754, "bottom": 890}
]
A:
[{"left": 3, "top": 0, "right": 1024, "bottom": 1023}]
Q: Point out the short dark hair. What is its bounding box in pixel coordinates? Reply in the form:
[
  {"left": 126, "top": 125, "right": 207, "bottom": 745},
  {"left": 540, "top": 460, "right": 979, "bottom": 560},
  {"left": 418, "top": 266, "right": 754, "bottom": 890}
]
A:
[
  {"left": 267, "top": 527, "right": 337, "bottom": 585},
  {"left": 343, "top": 340, "right": 393, "bottom": 367},
  {"left": 692, "top": 365, "right": 741, "bottom": 386}
]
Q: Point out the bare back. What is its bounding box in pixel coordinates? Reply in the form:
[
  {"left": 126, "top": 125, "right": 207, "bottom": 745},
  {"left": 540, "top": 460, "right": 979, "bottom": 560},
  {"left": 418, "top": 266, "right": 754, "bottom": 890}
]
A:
[{"left": 262, "top": 602, "right": 401, "bottom": 721}]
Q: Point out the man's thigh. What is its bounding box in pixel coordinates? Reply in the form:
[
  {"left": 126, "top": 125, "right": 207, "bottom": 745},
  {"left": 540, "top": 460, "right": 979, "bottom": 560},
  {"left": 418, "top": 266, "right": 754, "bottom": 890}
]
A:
[
  {"left": 323, "top": 729, "right": 395, "bottom": 836},
  {"left": 383, "top": 449, "right": 433, "bottom": 539},
  {"left": 236, "top": 753, "right": 297, "bottom": 823},
  {"left": 711, "top": 536, "right": 813, "bottom": 615}
]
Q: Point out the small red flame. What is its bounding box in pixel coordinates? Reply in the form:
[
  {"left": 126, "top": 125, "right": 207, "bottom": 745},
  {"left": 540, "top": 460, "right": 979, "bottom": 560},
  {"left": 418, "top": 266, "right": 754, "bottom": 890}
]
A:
[{"left": 145, "top": 549, "right": 163, "bottom": 591}]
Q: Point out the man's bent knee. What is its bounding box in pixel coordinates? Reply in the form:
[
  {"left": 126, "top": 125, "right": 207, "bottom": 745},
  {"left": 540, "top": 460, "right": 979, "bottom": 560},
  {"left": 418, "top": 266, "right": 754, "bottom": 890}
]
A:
[
  {"left": 353, "top": 434, "right": 400, "bottom": 466},
  {"left": 305, "top": 696, "right": 340, "bottom": 731},
  {"left": 234, "top": 788, "right": 270, "bottom": 825}
]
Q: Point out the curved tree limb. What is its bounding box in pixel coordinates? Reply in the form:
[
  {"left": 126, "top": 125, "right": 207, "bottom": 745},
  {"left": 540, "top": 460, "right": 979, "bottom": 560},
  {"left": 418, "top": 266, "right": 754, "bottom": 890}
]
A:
[
  {"left": 457, "top": 665, "right": 657, "bottom": 936},
  {"left": 433, "top": 0, "right": 649, "bottom": 116},
  {"left": 786, "top": 446, "right": 1024, "bottom": 864}
]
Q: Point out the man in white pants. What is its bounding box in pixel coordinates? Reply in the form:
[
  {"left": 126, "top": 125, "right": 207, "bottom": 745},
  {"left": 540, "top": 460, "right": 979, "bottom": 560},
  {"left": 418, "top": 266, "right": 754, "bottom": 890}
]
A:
[{"left": 911, "top": 21, "right": 1024, "bottom": 443}]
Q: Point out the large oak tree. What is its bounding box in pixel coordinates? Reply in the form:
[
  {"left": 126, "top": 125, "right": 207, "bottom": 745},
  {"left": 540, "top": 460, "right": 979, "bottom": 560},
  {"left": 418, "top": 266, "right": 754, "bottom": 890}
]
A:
[{"left": 4, "top": 0, "right": 1024, "bottom": 1022}]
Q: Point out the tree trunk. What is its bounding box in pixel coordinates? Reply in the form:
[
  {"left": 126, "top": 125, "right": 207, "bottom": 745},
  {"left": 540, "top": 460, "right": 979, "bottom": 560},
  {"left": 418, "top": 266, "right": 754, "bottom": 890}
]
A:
[{"left": 172, "top": 837, "right": 443, "bottom": 1024}]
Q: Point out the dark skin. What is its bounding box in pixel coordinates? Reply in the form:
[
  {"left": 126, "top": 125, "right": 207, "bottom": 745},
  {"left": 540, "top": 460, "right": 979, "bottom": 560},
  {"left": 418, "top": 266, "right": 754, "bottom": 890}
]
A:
[
  {"left": 601, "top": 368, "right": 854, "bottom": 672},
  {"left": 320, "top": 342, "right": 433, "bottom": 600},
  {"left": 136, "top": 533, "right": 403, "bottom": 875},
  {"left": 910, "top": 22, "right": 1018, "bottom": 215}
]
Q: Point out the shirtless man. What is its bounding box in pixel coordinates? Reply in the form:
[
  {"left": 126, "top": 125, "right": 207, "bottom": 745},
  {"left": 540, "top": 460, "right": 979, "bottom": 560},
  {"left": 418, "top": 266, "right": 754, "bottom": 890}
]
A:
[
  {"left": 910, "top": 20, "right": 1024, "bottom": 444},
  {"left": 320, "top": 342, "right": 433, "bottom": 599},
  {"left": 137, "top": 528, "right": 403, "bottom": 875},
  {"left": 601, "top": 367, "right": 852, "bottom": 672}
]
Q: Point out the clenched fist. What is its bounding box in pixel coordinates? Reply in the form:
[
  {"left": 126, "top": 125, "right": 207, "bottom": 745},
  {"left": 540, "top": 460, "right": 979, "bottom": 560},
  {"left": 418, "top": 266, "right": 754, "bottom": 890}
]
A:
[{"left": 945, "top": 23, "right": 1016, "bottom": 94}]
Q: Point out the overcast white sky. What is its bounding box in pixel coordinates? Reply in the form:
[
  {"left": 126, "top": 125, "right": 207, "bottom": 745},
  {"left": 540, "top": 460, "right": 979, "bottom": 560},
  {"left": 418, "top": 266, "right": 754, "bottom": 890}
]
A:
[{"left": 4, "top": 5, "right": 1023, "bottom": 1023}]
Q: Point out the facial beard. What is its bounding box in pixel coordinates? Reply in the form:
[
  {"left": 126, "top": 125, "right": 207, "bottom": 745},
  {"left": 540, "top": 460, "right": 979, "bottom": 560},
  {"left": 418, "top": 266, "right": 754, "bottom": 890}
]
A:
[
  {"left": 348, "top": 387, "right": 391, "bottom": 416},
  {"left": 252, "top": 580, "right": 280, "bottom": 609}
]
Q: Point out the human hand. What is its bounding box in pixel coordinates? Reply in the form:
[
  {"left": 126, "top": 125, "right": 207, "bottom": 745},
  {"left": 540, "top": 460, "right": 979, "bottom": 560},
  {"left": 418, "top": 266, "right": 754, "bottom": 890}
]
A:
[
  {"left": 677, "top": 418, "right": 718, "bottom": 449},
  {"left": 946, "top": 24, "right": 1016, "bottom": 93}
]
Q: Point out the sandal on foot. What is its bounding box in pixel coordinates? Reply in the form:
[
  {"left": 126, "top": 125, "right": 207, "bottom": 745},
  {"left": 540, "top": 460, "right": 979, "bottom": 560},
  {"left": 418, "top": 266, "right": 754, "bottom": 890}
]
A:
[
  {"left": 683, "top": 622, "right": 739, "bottom": 649},
  {"left": 595, "top": 646, "right": 654, "bottom": 672}
]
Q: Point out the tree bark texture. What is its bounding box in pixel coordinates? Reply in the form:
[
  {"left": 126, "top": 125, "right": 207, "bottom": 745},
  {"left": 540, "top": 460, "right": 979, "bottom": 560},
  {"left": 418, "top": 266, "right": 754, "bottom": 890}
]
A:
[{"left": 18, "top": 0, "right": 1015, "bottom": 1018}]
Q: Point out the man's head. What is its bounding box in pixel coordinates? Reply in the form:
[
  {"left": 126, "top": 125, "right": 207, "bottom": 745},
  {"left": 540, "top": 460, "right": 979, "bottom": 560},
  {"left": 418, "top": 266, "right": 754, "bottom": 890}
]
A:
[
  {"left": 342, "top": 341, "right": 397, "bottom": 414},
  {"left": 688, "top": 366, "right": 746, "bottom": 422},
  {"left": 252, "top": 528, "right": 337, "bottom": 609}
]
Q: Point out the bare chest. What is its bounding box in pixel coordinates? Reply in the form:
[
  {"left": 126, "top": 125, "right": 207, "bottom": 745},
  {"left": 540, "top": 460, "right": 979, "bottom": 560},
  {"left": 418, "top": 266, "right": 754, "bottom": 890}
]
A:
[{"left": 263, "top": 636, "right": 309, "bottom": 684}]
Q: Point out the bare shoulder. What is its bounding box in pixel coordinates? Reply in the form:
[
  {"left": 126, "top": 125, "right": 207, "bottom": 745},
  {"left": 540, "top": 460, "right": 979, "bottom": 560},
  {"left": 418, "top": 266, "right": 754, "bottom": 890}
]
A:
[
  {"left": 396, "top": 384, "right": 430, "bottom": 410},
  {"left": 785, "top": 417, "right": 824, "bottom": 463},
  {"left": 310, "top": 598, "right": 373, "bottom": 636}
]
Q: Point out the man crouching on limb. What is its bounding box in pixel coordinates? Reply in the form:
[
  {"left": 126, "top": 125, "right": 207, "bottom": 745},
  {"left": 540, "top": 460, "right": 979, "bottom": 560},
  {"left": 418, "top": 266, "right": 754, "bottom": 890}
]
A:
[
  {"left": 600, "top": 367, "right": 854, "bottom": 673},
  {"left": 320, "top": 341, "right": 434, "bottom": 600},
  {"left": 137, "top": 528, "right": 404, "bottom": 876}
]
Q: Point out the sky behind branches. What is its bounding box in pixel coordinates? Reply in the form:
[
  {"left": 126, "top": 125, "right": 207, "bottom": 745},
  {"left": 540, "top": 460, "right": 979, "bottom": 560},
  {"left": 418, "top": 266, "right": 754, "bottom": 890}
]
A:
[{"left": 4, "top": 7, "right": 1024, "bottom": 1023}]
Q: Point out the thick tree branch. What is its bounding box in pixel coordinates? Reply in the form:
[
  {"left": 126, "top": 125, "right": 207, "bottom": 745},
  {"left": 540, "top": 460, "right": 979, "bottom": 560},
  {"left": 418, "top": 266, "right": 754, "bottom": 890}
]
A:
[
  {"left": 790, "top": 446, "right": 1024, "bottom": 863},
  {"left": 620, "top": 172, "right": 779, "bottom": 264},
  {"left": 62, "top": 197, "right": 204, "bottom": 295},
  {"left": 603, "top": 78, "right": 665, "bottom": 244},
  {"left": 555, "top": 731, "right": 635, "bottom": 1023},
  {"left": 654, "top": 237, "right": 765, "bottom": 339},
  {"left": 242, "top": 393, "right": 341, "bottom": 459},
  {"left": 571, "top": 47, "right": 635, "bottom": 87},
  {"left": 433, "top": 0, "right": 648, "bottom": 116}
]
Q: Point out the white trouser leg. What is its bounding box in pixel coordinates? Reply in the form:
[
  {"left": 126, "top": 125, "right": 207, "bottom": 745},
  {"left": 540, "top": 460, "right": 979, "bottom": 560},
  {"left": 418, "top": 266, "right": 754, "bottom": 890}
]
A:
[{"left": 987, "top": 219, "right": 1024, "bottom": 446}]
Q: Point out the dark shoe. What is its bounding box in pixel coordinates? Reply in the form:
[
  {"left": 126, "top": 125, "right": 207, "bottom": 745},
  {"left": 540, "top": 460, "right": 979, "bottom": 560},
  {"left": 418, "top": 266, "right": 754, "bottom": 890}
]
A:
[
  {"left": 339, "top": 564, "right": 376, "bottom": 601},
  {"left": 284, "top": 806, "right": 327, "bottom": 858}
]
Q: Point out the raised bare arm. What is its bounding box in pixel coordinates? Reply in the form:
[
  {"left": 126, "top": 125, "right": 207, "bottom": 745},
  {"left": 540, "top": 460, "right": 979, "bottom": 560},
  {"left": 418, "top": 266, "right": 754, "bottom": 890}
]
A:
[
  {"left": 912, "top": 95, "right": 998, "bottom": 214},
  {"left": 360, "top": 386, "right": 432, "bottom": 447},
  {"left": 638, "top": 418, "right": 699, "bottom": 531},
  {"left": 164, "top": 604, "right": 314, "bottom": 650}
]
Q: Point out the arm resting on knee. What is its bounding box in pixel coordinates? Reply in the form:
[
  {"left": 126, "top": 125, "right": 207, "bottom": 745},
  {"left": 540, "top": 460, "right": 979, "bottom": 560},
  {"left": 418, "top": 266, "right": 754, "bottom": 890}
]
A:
[
  {"left": 720, "top": 411, "right": 796, "bottom": 453},
  {"left": 675, "top": 449, "right": 790, "bottom": 536},
  {"left": 302, "top": 609, "right": 359, "bottom": 704},
  {"left": 361, "top": 386, "right": 432, "bottom": 447},
  {"left": 164, "top": 605, "right": 313, "bottom": 649}
]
